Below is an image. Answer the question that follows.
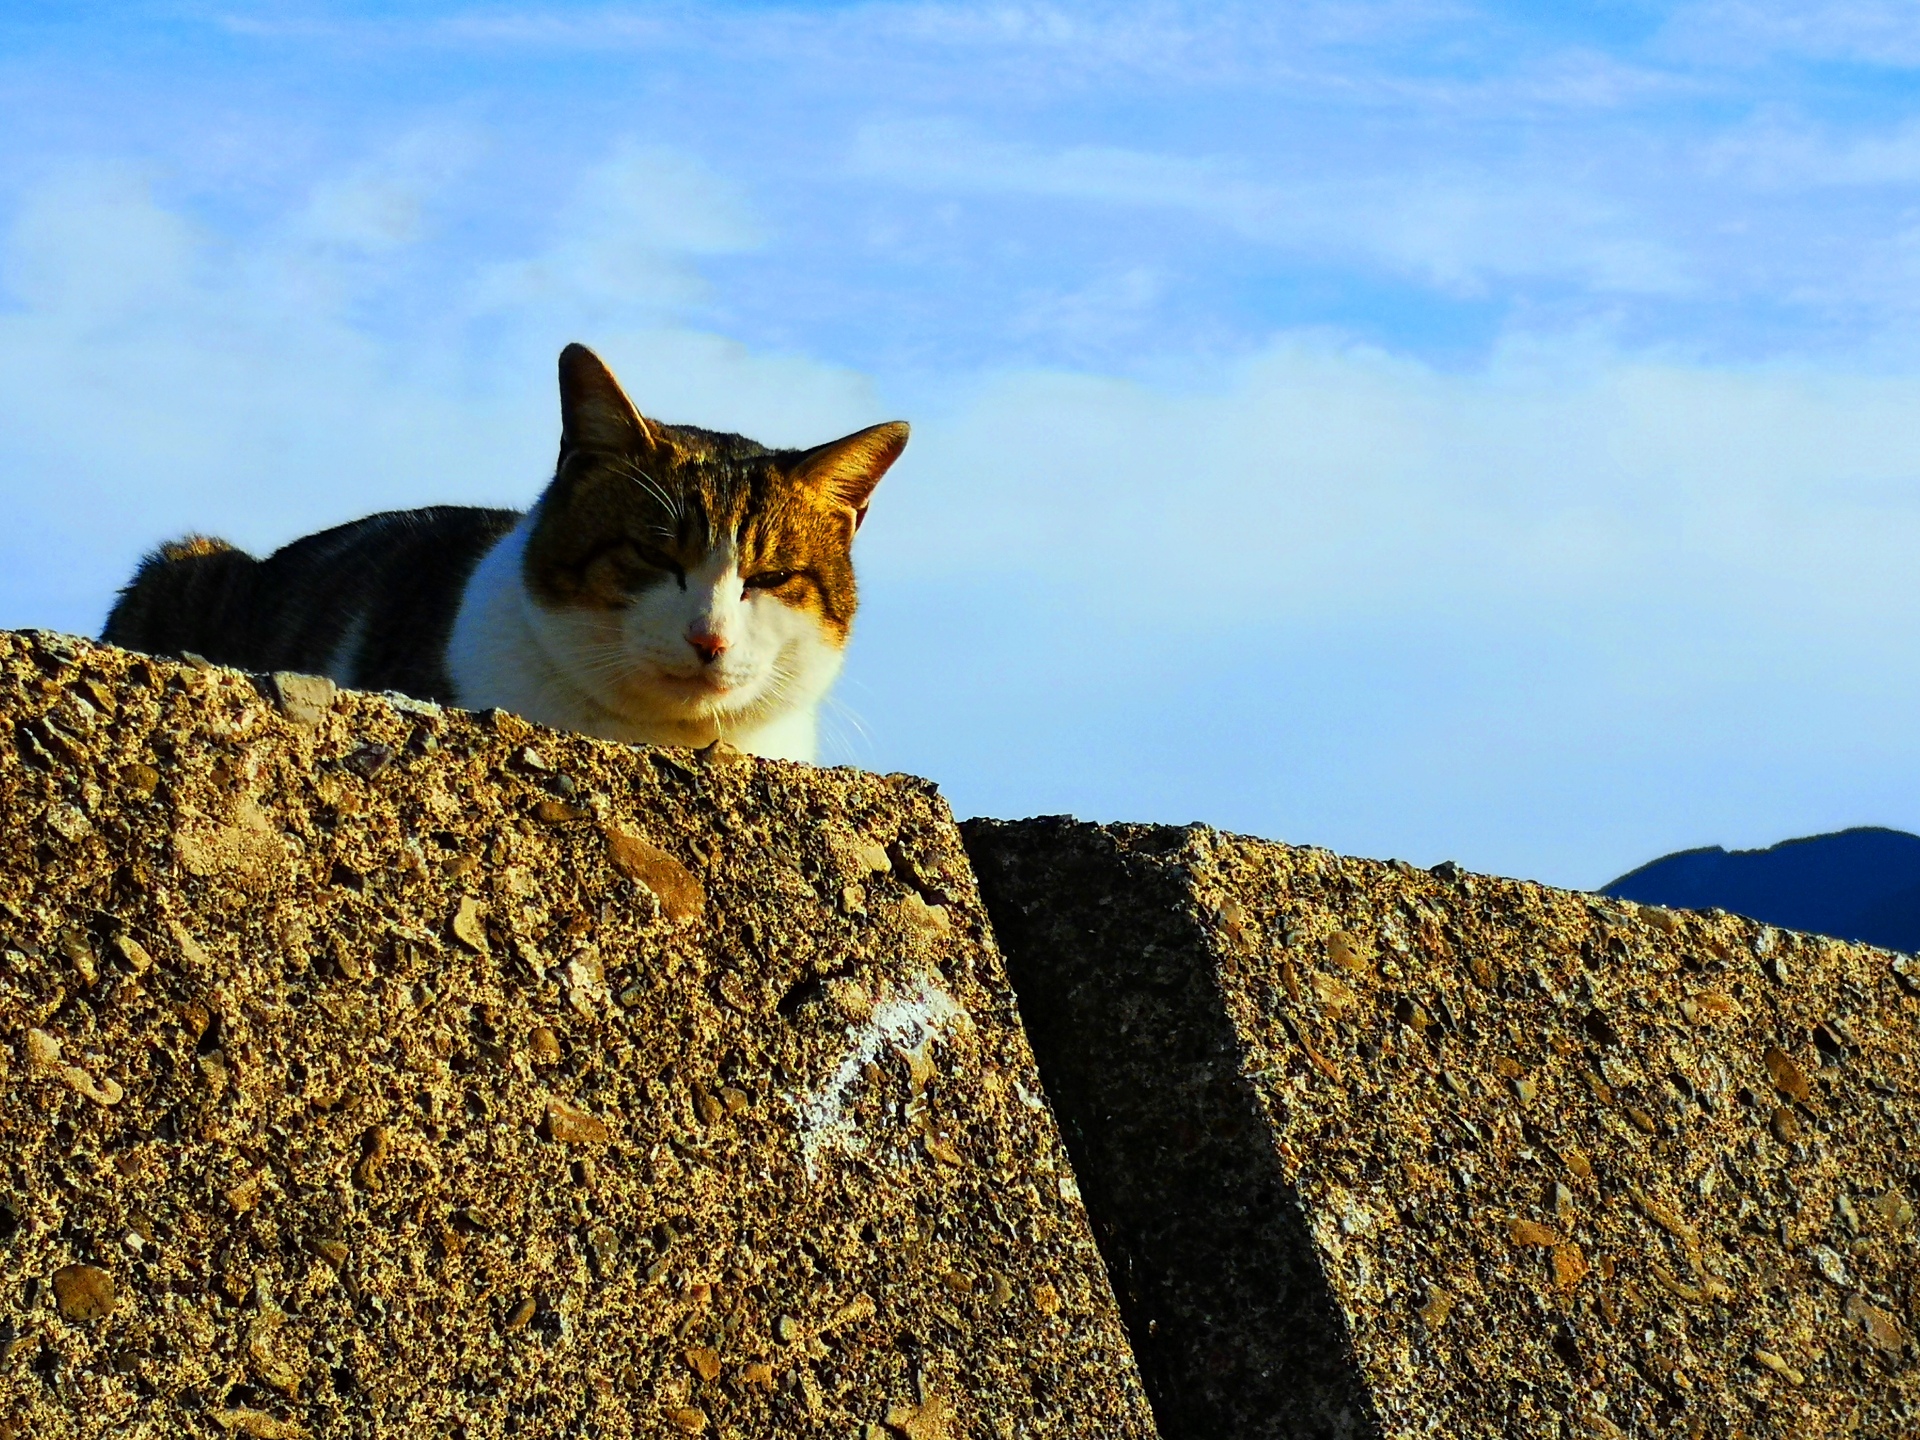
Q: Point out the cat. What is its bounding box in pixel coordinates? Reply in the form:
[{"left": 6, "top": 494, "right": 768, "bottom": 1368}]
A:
[{"left": 102, "top": 344, "right": 908, "bottom": 763}]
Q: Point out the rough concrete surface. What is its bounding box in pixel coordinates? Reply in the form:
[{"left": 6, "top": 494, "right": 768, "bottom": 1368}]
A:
[
  {"left": 966, "top": 817, "right": 1920, "bottom": 1440},
  {"left": 0, "top": 631, "right": 1156, "bottom": 1440}
]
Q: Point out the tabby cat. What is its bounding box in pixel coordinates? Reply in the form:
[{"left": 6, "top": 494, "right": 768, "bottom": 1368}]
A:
[{"left": 102, "top": 345, "right": 908, "bottom": 762}]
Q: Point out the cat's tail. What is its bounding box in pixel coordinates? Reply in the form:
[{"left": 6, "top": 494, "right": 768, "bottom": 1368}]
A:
[{"left": 101, "top": 535, "right": 259, "bottom": 662}]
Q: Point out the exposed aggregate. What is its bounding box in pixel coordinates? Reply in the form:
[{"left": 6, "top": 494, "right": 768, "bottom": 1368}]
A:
[
  {"left": 967, "top": 818, "right": 1920, "bottom": 1440},
  {"left": 0, "top": 632, "right": 1154, "bottom": 1440}
]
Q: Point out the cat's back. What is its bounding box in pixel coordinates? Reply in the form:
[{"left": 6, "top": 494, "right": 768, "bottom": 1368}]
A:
[
  {"left": 261, "top": 506, "right": 522, "bottom": 698},
  {"left": 104, "top": 505, "right": 521, "bottom": 703}
]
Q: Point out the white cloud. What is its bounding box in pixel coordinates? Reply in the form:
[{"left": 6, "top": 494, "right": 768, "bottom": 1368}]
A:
[
  {"left": 847, "top": 334, "right": 1920, "bottom": 885},
  {"left": 8, "top": 145, "right": 1920, "bottom": 891},
  {"left": 459, "top": 143, "right": 880, "bottom": 443},
  {"left": 296, "top": 123, "right": 484, "bottom": 252},
  {"left": 0, "top": 143, "right": 875, "bottom": 637},
  {"left": 206, "top": 2, "right": 1468, "bottom": 88},
  {"left": 0, "top": 161, "right": 520, "bottom": 561},
  {"left": 1010, "top": 265, "right": 1166, "bottom": 350},
  {"left": 1702, "top": 110, "right": 1920, "bottom": 188},
  {"left": 1662, "top": 0, "right": 1920, "bottom": 67},
  {"left": 13, "top": 8, "right": 1920, "bottom": 885},
  {"left": 851, "top": 120, "right": 1269, "bottom": 220},
  {"left": 5, "top": 163, "right": 201, "bottom": 321},
  {"left": 872, "top": 335, "right": 1920, "bottom": 634},
  {"left": 473, "top": 142, "right": 760, "bottom": 315},
  {"left": 852, "top": 119, "right": 1691, "bottom": 295}
]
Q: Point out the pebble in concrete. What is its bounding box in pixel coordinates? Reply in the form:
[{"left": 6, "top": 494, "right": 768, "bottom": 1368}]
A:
[
  {"left": 966, "top": 816, "right": 1919, "bottom": 1440},
  {"left": 0, "top": 632, "right": 1156, "bottom": 1440}
]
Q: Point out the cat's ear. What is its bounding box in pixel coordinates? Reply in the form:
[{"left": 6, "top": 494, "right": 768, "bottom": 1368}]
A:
[
  {"left": 789, "top": 421, "right": 909, "bottom": 530},
  {"left": 557, "top": 343, "right": 660, "bottom": 456}
]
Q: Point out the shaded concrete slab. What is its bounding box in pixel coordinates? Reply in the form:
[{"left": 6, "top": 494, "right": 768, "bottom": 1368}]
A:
[
  {"left": 965, "top": 816, "right": 1920, "bottom": 1440},
  {"left": 0, "top": 631, "right": 1156, "bottom": 1440}
]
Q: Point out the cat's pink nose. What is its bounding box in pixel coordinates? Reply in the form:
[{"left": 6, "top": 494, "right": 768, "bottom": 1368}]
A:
[{"left": 686, "top": 631, "right": 728, "bottom": 665}]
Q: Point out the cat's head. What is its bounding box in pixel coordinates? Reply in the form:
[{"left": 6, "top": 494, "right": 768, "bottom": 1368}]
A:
[{"left": 519, "top": 343, "right": 907, "bottom": 747}]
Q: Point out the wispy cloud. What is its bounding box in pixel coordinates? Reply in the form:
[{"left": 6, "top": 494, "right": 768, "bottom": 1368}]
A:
[
  {"left": 1662, "top": 0, "right": 1920, "bottom": 68},
  {"left": 883, "top": 338, "right": 1920, "bottom": 614},
  {"left": 851, "top": 121, "right": 1270, "bottom": 222},
  {"left": 1703, "top": 110, "right": 1920, "bottom": 188},
  {"left": 101, "top": 4, "right": 1920, "bottom": 347},
  {"left": 852, "top": 119, "right": 1691, "bottom": 295},
  {"left": 187, "top": 0, "right": 1703, "bottom": 127},
  {"left": 295, "top": 123, "right": 485, "bottom": 253},
  {"left": 473, "top": 142, "right": 760, "bottom": 316},
  {"left": 854, "top": 334, "right": 1920, "bottom": 883},
  {"left": 1009, "top": 265, "right": 1166, "bottom": 352},
  {"left": 9, "top": 1, "right": 1920, "bottom": 885},
  {"left": 201, "top": 1, "right": 1463, "bottom": 83},
  {"left": 0, "top": 141, "right": 875, "bottom": 628}
]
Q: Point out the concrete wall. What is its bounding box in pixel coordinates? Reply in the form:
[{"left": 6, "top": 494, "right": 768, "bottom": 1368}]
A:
[
  {"left": 966, "top": 817, "right": 1918, "bottom": 1440},
  {"left": 7, "top": 630, "right": 1916, "bottom": 1440},
  {"left": 0, "top": 632, "right": 1154, "bottom": 1440}
]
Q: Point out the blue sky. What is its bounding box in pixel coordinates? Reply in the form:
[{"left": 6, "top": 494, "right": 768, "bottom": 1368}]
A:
[{"left": 6, "top": 1, "right": 1920, "bottom": 887}]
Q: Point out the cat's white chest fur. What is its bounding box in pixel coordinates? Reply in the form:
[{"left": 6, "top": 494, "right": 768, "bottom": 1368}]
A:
[{"left": 445, "top": 516, "right": 840, "bottom": 763}]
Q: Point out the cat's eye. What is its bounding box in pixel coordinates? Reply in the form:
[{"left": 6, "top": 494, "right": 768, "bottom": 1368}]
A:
[
  {"left": 744, "top": 569, "right": 797, "bottom": 590},
  {"left": 628, "top": 543, "right": 685, "bottom": 588}
]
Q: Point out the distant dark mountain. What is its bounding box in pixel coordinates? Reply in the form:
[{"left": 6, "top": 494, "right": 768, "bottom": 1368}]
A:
[{"left": 1604, "top": 826, "right": 1920, "bottom": 953}]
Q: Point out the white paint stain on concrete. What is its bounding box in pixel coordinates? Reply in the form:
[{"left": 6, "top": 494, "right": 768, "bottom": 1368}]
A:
[{"left": 789, "top": 970, "right": 967, "bottom": 1178}]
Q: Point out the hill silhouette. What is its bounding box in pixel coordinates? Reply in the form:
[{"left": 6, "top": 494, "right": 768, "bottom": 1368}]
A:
[{"left": 1603, "top": 826, "right": 1920, "bottom": 952}]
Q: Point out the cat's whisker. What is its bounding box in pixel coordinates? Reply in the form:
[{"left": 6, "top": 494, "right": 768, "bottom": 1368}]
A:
[
  {"left": 609, "top": 458, "right": 686, "bottom": 524},
  {"left": 566, "top": 642, "right": 644, "bottom": 678},
  {"left": 756, "top": 662, "right": 807, "bottom": 716},
  {"left": 818, "top": 694, "right": 876, "bottom": 766},
  {"left": 824, "top": 694, "right": 872, "bottom": 746}
]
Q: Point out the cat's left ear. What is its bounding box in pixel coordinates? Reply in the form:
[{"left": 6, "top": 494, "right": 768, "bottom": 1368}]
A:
[{"left": 790, "top": 422, "right": 909, "bottom": 530}]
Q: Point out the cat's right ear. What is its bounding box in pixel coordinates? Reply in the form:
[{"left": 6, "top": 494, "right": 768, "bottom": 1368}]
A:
[{"left": 558, "top": 344, "right": 660, "bottom": 456}]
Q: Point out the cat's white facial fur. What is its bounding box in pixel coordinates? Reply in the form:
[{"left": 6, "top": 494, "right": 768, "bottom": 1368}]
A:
[{"left": 444, "top": 516, "right": 844, "bottom": 762}]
